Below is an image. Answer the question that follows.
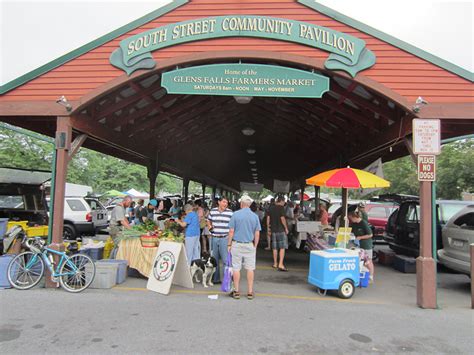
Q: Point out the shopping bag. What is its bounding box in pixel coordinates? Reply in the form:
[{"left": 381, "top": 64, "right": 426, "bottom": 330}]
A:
[{"left": 221, "top": 251, "right": 233, "bottom": 292}]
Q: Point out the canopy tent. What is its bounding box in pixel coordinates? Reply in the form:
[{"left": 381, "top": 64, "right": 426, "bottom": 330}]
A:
[
  {"left": 102, "top": 189, "right": 125, "bottom": 197},
  {"left": 124, "top": 188, "right": 149, "bottom": 198}
]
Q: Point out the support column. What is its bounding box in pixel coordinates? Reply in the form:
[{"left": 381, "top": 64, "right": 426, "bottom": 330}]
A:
[
  {"left": 314, "top": 185, "right": 320, "bottom": 221},
  {"left": 417, "top": 181, "right": 437, "bottom": 309},
  {"left": 212, "top": 186, "right": 217, "bottom": 201},
  {"left": 202, "top": 184, "right": 206, "bottom": 203},
  {"left": 47, "top": 116, "right": 72, "bottom": 288},
  {"left": 51, "top": 116, "right": 71, "bottom": 245},
  {"left": 183, "top": 178, "right": 190, "bottom": 203},
  {"left": 299, "top": 182, "right": 305, "bottom": 212},
  {"left": 147, "top": 163, "right": 159, "bottom": 200}
]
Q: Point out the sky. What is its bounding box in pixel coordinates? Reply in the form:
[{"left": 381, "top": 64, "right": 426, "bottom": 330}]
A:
[{"left": 1, "top": 0, "right": 473, "bottom": 85}]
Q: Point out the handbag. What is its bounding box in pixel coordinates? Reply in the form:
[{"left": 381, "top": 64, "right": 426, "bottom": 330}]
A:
[{"left": 221, "top": 251, "right": 233, "bottom": 292}]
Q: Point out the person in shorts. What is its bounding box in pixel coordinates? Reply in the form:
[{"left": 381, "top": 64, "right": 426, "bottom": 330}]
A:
[
  {"left": 267, "top": 196, "right": 289, "bottom": 271},
  {"left": 348, "top": 211, "right": 375, "bottom": 282},
  {"left": 227, "top": 195, "right": 261, "bottom": 300}
]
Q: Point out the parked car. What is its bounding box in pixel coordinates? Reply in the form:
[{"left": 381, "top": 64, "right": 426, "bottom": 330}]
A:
[
  {"left": 385, "top": 199, "right": 471, "bottom": 257},
  {"left": 437, "top": 205, "right": 474, "bottom": 275},
  {"left": 330, "top": 202, "right": 396, "bottom": 242},
  {"left": 47, "top": 196, "right": 108, "bottom": 240}
]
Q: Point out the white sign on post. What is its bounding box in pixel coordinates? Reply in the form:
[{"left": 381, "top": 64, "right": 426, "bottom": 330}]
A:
[
  {"left": 417, "top": 155, "right": 436, "bottom": 182},
  {"left": 413, "top": 119, "right": 441, "bottom": 155},
  {"left": 147, "top": 241, "right": 194, "bottom": 295}
]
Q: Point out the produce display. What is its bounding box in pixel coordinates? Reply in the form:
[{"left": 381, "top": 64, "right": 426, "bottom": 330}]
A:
[{"left": 118, "top": 219, "right": 184, "bottom": 244}]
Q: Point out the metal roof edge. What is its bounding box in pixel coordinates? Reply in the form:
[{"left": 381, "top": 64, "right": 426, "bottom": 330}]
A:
[
  {"left": 0, "top": 0, "right": 189, "bottom": 95},
  {"left": 298, "top": 0, "right": 474, "bottom": 82}
]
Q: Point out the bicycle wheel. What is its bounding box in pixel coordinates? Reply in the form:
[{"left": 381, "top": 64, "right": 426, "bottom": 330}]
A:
[
  {"left": 7, "top": 252, "right": 45, "bottom": 290},
  {"left": 59, "top": 254, "right": 95, "bottom": 293}
]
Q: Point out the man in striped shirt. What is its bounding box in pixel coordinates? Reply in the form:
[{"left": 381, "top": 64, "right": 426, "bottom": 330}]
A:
[{"left": 207, "top": 196, "right": 233, "bottom": 284}]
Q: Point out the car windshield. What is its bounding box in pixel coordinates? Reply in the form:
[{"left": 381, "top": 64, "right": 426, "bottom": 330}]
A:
[
  {"left": 440, "top": 204, "right": 469, "bottom": 224},
  {"left": 0, "top": 195, "right": 24, "bottom": 209},
  {"left": 85, "top": 199, "right": 105, "bottom": 211}
]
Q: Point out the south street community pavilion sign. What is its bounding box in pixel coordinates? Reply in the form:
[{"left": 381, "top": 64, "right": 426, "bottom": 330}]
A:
[
  {"left": 110, "top": 15, "right": 376, "bottom": 77},
  {"left": 161, "top": 64, "right": 330, "bottom": 98}
]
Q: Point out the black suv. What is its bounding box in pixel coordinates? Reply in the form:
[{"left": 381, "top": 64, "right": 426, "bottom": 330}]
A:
[
  {"left": 0, "top": 167, "right": 49, "bottom": 227},
  {"left": 384, "top": 198, "right": 471, "bottom": 257}
]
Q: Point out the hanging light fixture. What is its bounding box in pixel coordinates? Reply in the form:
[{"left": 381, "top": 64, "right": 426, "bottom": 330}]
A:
[
  {"left": 249, "top": 160, "right": 256, "bottom": 164},
  {"left": 246, "top": 148, "right": 256, "bottom": 154},
  {"left": 234, "top": 96, "right": 253, "bottom": 104},
  {"left": 251, "top": 168, "right": 257, "bottom": 172},
  {"left": 241, "top": 127, "right": 256, "bottom": 136}
]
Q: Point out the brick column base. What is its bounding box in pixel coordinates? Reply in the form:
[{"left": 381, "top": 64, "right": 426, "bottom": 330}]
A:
[{"left": 416, "top": 257, "right": 437, "bottom": 309}]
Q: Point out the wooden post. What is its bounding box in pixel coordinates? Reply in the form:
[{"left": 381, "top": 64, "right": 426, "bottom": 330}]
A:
[
  {"left": 202, "top": 184, "right": 206, "bottom": 203},
  {"left": 416, "top": 181, "right": 437, "bottom": 309},
  {"left": 47, "top": 116, "right": 71, "bottom": 288}
]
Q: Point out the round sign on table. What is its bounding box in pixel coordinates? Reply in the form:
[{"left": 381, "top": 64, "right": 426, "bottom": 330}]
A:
[{"left": 153, "top": 251, "right": 176, "bottom": 281}]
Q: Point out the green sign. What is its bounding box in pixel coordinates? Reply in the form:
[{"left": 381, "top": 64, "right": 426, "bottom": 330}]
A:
[
  {"left": 110, "top": 15, "right": 376, "bottom": 77},
  {"left": 161, "top": 64, "right": 330, "bottom": 98}
]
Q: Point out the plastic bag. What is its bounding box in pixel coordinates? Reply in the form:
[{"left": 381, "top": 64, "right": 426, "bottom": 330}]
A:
[{"left": 221, "top": 251, "right": 233, "bottom": 292}]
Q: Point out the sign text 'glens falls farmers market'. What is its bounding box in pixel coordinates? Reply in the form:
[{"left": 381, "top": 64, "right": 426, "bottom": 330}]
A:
[{"left": 161, "top": 64, "right": 330, "bottom": 98}]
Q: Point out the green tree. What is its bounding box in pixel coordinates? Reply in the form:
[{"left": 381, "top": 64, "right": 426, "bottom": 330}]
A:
[{"left": 436, "top": 139, "right": 474, "bottom": 199}]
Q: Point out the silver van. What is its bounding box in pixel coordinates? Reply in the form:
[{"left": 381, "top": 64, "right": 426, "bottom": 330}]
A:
[{"left": 438, "top": 205, "right": 474, "bottom": 276}]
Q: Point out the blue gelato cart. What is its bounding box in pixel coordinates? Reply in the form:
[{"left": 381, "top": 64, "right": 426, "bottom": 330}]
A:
[{"left": 308, "top": 249, "right": 360, "bottom": 299}]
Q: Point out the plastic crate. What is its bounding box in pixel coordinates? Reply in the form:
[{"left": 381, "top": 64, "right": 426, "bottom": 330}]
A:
[
  {"left": 97, "top": 259, "right": 127, "bottom": 284},
  {"left": 25, "top": 226, "right": 48, "bottom": 237},
  {"left": 0, "top": 254, "right": 16, "bottom": 288},
  {"left": 86, "top": 262, "right": 118, "bottom": 289},
  {"left": 7, "top": 221, "right": 28, "bottom": 231},
  {"left": 81, "top": 247, "right": 104, "bottom": 261}
]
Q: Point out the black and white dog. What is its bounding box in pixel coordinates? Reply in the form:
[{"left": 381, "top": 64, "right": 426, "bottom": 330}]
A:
[{"left": 190, "top": 252, "right": 217, "bottom": 288}]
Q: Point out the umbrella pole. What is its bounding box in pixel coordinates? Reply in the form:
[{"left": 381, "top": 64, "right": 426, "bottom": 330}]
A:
[{"left": 342, "top": 187, "right": 349, "bottom": 247}]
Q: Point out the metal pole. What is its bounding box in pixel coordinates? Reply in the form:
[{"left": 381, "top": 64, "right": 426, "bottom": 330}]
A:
[
  {"left": 47, "top": 150, "right": 57, "bottom": 244},
  {"left": 431, "top": 181, "right": 438, "bottom": 307},
  {"left": 471, "top": 244, "right": 474, "bottom": 309}
]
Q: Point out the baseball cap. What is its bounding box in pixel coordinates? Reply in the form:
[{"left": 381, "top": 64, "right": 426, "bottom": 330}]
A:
[
  {"left": 149, "top": 199, "right": 158, "bottom": 207},
  {"left": 239, "top": 195, "right": 253, "bottom": 204}
]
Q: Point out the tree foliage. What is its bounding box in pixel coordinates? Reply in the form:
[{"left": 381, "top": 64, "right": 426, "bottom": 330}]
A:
[{"left": 1, "top": 127, "right": 472, "bottom": 200}]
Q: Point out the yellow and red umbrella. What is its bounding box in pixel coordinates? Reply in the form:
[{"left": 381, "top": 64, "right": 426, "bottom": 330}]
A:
[
  {"left": 306, "top": 167, "right": 390, "bottom": 189},
  {"left": 306, "top": 167, "right": 390, "bottom": 241}
]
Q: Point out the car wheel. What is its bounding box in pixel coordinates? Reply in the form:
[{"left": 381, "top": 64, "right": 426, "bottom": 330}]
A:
[{"left": 63, "top": 224, "right": 77, "bottom": 240}]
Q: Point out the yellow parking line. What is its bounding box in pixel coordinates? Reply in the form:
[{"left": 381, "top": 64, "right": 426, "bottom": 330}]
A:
[
  {"left": 113, "top": 287, "right": 387, "bottom": 305},
  {"left": 257, "top": 265, "right": 307, "bottom": 272}
]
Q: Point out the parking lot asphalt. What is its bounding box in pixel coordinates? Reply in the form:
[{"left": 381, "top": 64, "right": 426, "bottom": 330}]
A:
[{"left": 1, "top": 246, "right": 472, "bottom": 354}]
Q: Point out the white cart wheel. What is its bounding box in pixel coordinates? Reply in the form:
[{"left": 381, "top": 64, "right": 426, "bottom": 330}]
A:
[{"left": 338, "top": 279, "right": 355, "bottom": 299}]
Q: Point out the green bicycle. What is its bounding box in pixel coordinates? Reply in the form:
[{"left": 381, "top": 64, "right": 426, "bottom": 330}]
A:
[{"left": 7, "top": 227, "right": 96, "bottom": 293}]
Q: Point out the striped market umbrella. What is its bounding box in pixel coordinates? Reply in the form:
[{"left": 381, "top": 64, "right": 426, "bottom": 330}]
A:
[
  {"left": 306, "top": 167, "right": 390, "bottom": 242},
  {"left": 306, "top": 167, "right": 390, "bottom": 189}
]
